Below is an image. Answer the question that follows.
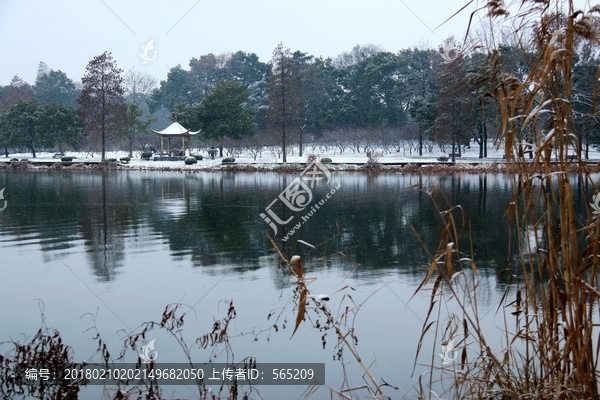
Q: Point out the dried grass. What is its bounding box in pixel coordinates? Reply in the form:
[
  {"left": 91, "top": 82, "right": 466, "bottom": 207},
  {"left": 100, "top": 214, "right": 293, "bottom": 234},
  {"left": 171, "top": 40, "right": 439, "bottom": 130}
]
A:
[{"left": 413, "top": 1, "right": 600, "bottom": 398}]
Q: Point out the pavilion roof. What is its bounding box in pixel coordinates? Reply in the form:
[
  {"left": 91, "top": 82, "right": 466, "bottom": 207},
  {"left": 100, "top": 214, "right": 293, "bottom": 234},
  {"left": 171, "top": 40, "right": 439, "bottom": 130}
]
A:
[{"left": 152, "top": 121, "right": 200, "bottom": 136}]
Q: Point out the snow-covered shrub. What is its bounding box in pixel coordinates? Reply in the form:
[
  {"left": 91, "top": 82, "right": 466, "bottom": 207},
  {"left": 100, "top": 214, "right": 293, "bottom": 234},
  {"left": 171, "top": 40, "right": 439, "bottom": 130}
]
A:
[{"left": 367, "top": 151, "right": 382, "bottom": 164}]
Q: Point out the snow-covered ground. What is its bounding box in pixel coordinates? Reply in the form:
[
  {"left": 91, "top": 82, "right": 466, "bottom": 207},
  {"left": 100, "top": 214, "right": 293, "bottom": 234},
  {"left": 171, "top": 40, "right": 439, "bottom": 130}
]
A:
[{"left": 2, "top": 140, "right": 600, "bottom": 170}]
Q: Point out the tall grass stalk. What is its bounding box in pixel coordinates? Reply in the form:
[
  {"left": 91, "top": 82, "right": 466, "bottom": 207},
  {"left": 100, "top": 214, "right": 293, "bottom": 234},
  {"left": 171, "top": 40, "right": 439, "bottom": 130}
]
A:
[
  {"left": 414, "top": 1, "right": 600, "bottom": 398},
  {"left": 267, "top": 234, "right": 396, "bottom": 400}
]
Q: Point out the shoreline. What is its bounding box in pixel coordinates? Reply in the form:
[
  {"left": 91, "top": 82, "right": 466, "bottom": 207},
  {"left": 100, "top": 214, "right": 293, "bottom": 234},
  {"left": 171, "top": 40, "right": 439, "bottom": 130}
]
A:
[{"left": 2, "top": 159, "right": 600, "bottom": 174}]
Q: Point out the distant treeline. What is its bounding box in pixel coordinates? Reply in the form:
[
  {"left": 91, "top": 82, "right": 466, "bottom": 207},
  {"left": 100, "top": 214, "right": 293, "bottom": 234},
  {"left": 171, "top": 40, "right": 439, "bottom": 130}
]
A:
[{"left": 1, "top": 36, "right": 599, "bottom": 159}]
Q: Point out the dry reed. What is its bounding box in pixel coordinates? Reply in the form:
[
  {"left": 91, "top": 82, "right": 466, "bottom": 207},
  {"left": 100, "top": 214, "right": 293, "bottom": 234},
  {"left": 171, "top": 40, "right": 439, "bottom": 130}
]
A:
[{"left": 413, "top": 1, "right": 600, "bottom": 398}]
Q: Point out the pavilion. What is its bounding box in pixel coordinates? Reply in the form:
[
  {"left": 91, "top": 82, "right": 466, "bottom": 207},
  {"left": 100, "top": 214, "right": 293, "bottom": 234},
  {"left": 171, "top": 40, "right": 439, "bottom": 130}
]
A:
[{"left": 152, "top": 122, "right": 200, "bottom": 156}]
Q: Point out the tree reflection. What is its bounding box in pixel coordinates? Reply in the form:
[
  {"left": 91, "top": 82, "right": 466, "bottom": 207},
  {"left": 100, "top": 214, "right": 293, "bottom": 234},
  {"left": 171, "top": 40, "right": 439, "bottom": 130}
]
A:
[
  {"left": 78, "top": 172, "right": 126, "bottom": 280},
  {"left": 3, "top": 170, "right": 590, "bottom": 285}
]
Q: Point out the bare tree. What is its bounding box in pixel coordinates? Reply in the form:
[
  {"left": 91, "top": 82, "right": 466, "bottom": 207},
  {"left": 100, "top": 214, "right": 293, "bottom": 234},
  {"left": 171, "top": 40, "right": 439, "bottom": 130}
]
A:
[{"left": 123, "top": 71, "right": 157, "bottom": 104}]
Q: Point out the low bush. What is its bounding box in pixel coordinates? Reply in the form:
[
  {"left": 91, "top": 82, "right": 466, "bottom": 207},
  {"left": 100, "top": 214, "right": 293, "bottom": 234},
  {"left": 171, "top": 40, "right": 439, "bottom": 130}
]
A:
[
  {"left": 60, "top": 156, "right": 73, "bottom": 162},
  {"left": 437, "top": 156, "right": 449, "bottom": 162},
  {"left": 192, "top": 154, "right": 203, "bottom": 160},
  {"left": 320, "top": 157, "right": 332, "bottom": 164},
  {"left": 184, "top": 156, "right": 197, "bottom": 165},
  {"left": 141, "top": 151, "right": 152, "bottom": 160},
  {"left": 367, "top": 151, "right": 382, "bottom": 164},
  {"left": 107, "top": 158, "right": 117, "bottom": 162},
  {"left": 120, "top": 157, "right": 130, "bottom": 163},
  {"left": 222, "top": 157, "right": 235, "bottom": 163}
]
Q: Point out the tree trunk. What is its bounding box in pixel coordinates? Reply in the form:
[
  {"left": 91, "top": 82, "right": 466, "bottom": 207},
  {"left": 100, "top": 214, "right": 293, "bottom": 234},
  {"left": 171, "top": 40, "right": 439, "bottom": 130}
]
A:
[
  {"left": 419, "top": 133, "right": 423, "bottom": 156},
  {"left": 483, "top": 122, "right": 488, "bottom": 158},
  {"left": 28, "top": 127, "right": 36, "bottom": 157},
  {"left": 101, "top": 85, "right": 106, "bottom": 162},
  {"left": 477, "top": 122, "right": 484, "bottom": 159},
  {"left": 129, "top": 136, "right": 134, "bottom": 158},
  {"left": 281, "top": 53, "right": 287, "bottom": 163},
  {"left": 479, "top": 134, "right": 483, "bottom": 158},
  {"left": 101, "top": 116, "right": 106, "bottom": 161},
  {"left": 586, "top": 139, "right": 590, "bottom": 159}
]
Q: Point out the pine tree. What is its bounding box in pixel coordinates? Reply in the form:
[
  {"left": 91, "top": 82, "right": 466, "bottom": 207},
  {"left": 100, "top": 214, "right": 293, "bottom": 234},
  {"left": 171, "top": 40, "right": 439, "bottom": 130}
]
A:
[{"left": 198, "top": 80, "right": 257, "bottom": 156}]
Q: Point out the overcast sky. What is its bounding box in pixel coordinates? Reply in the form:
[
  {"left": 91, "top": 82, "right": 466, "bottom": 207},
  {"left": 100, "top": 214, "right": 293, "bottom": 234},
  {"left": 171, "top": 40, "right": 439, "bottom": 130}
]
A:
[{"left": 0, "top": 0, "right": 593, "bottom": 85}]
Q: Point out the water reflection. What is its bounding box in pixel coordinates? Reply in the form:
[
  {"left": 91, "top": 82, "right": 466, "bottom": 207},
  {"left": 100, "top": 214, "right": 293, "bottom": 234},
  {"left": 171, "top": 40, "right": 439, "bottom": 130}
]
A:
[
  {"left": 0, "top": 170, "right": 594, "bottom": 284},
  {"left": 2, "top": 170, "right": 599, "bottom": 398},
  {"left": 0, "top": 172, "right": 490, "bottom": 278}
]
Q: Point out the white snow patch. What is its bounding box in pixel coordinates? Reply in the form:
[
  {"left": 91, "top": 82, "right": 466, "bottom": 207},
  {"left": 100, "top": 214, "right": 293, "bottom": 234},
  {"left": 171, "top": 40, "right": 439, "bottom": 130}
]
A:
[{"left": 308, "top": 294, "right": 330, "bottom": 301}]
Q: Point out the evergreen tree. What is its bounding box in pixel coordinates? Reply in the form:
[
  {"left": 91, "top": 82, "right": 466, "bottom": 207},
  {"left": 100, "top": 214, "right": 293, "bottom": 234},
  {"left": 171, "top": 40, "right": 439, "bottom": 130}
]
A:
[
  {"left": 34, "top": 69, "right": 78, "bottom": 107},
  {"left": 197, "top": 80, "right": 257, "bottom": 156},
  {"left": 2, "top": 100, "right": 40, "bottom": 157},
  {"left": 147, "top": 65, "right": 195, "bottom": 113},
  {"left": 37, "top": 103, "right": 84, "bottom": 154}
]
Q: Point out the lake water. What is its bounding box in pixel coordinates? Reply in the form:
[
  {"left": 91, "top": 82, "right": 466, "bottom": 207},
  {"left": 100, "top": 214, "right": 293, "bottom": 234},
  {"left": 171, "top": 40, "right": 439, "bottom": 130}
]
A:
[{"left": 0, "top": 170, "right": 593, "bottom": 399}]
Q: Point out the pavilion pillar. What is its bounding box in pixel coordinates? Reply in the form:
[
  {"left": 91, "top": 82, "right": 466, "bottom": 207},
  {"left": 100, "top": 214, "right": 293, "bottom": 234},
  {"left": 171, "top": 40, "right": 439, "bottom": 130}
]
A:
[
  {"left": 168, "top": 138, "right": 171, "bottom": 155},
  {"left": 182, "top": 136, "right": 185, "bottom": 156},
  {"left": 160, "top": 137, "right": 164, "bottom": 155}
]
